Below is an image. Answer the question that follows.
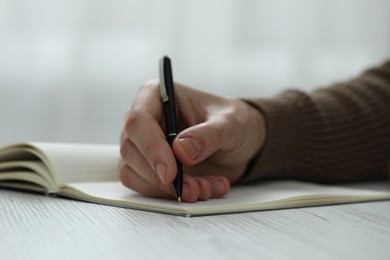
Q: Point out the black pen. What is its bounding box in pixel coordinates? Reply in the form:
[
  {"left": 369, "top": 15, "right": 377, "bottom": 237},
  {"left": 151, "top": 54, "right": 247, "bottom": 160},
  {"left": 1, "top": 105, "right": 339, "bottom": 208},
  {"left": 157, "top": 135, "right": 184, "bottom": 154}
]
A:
[{"left": 159, "top": 56, "right": 183, "bottom": 202}]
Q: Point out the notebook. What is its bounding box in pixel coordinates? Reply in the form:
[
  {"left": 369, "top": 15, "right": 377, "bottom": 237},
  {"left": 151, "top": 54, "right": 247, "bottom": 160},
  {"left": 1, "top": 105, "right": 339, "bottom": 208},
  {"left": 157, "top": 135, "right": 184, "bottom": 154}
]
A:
[{"left": 1, "top": 142, "right": 389, "bottom": 217}]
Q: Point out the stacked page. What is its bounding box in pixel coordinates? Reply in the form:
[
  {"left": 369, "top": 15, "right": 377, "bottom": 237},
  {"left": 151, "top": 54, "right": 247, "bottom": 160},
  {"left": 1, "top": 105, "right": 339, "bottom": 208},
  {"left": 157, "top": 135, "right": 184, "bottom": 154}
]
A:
[{"left": 1, "top": 142, "right": 389, "bottom": 217}]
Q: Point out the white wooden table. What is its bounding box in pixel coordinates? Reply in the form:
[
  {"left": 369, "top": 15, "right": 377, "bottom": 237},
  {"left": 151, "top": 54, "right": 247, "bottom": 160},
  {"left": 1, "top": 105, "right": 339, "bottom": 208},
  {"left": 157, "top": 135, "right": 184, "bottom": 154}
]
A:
[{"left": 1, "top": 183, "right": 390, "bottom": 260}]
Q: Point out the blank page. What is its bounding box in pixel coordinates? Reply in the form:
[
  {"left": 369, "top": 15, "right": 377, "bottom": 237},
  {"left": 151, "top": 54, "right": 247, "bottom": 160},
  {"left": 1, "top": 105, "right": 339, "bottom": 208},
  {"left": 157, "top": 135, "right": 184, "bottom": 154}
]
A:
[
  {"left": 32, "top": 142, "right": 120, "bottom": 184},
  {"left": 66, "top": 180, "right": 390, "bottom": 216}
]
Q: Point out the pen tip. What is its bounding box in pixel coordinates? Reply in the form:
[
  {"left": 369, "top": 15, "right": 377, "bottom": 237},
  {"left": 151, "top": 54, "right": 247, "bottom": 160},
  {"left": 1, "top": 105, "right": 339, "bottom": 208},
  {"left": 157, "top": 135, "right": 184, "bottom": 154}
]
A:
[{"left": 177, "top": 197, "right": 182, "bottom": 203}]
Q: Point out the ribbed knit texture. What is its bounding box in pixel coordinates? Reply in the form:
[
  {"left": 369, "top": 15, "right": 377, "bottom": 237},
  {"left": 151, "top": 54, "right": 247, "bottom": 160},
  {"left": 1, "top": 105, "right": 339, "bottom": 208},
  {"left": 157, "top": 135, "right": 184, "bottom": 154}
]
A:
[{"left": 242, "top": 61, "right": 390, "bottom": 183}]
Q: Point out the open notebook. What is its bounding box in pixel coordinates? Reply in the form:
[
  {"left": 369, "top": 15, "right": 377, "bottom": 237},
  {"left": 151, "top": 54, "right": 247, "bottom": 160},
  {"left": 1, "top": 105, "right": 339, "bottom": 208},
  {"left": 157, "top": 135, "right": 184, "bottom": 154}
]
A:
[{"left": 1, "top": 142, "right": 389, "bottom": 217}]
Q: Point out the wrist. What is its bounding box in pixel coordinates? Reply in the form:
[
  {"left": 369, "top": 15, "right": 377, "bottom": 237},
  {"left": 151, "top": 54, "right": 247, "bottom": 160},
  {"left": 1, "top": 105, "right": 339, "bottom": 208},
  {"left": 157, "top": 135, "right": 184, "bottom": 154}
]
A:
[{"left": 230, "top": 99, "right": 267, "bottom": 182}]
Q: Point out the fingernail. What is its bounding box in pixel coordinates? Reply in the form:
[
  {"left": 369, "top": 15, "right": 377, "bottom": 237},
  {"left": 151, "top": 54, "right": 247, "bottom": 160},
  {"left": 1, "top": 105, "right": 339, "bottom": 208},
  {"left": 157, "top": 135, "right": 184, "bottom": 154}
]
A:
[
  {"left": 178, "top": 137, "right": 201, "bottom": 160},
  {"left": 210, "top": 180, "right": 225, "bottom": 196},
  {"left": 156, "top": 163, "right": 166, "bottom": 182}
]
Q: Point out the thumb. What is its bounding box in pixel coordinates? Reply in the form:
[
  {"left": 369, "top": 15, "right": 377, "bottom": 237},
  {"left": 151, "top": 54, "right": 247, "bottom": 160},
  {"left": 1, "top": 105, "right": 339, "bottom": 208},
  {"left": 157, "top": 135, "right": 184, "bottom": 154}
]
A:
[{"left": 172, "top": 120, "right": 227, "bottom": 166}]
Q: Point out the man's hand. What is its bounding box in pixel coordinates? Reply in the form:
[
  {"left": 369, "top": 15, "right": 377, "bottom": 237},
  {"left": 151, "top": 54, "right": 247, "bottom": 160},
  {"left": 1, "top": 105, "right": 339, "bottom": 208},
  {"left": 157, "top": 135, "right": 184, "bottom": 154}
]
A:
[{"left": 120, "top": 81, "right": 266, "bottom": 202}]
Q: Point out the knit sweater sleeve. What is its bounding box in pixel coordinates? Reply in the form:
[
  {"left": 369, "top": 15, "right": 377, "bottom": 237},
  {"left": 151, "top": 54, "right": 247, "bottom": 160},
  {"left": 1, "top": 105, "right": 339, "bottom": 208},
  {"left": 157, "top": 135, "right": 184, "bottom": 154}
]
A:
[{"left": 241, "top": 61, "right": 390, "bottom": 183}]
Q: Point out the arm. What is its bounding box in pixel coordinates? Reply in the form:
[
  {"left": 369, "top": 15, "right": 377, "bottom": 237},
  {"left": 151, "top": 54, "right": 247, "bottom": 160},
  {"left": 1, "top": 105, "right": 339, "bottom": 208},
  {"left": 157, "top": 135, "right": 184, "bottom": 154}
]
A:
[
  {"left": 242, "top": 60, "right": 390, "bottom": 183},
  {"left": 120, "top": 60, "right": 390, "bottom": 202}
]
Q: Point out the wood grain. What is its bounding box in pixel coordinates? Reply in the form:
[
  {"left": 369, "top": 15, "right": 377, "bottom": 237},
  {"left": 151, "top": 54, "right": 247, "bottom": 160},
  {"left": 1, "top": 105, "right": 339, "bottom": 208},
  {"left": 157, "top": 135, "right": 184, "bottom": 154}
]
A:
[{"left": 1, "top": 183, "right": 390, "bottom": 260}]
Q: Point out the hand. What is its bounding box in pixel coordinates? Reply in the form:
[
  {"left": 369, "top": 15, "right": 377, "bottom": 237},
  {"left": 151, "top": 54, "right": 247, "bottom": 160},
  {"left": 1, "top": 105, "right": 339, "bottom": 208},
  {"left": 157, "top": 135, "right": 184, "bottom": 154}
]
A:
[{"left": 120, "top": 81, "right": 266, "bottom": 202}]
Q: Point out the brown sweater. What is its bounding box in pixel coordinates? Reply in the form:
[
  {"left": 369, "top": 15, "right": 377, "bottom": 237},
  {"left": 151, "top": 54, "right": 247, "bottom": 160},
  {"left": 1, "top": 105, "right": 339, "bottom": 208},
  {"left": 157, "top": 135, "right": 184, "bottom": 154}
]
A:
[{"left": 243, "top": 60, "right": 390, "bottom": 184}]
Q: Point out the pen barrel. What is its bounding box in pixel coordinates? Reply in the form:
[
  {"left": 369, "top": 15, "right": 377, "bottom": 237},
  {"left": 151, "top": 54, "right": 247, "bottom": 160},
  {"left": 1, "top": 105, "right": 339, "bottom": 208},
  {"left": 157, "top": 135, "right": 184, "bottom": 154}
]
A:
[
  {"left": 173, "top": 159, "right": 183, "bottom": 198},
  {"left": 167, "top": 133, "right": 177, "bottom": 146},
  {"left": 161, "top": 56, "right": 183, "bottom": 200},
  {"left": 162, "top": 104, "right": 178, "bottom": 137},
  {"left": 163, "top": 103, "right": 179, "bottom": 139},
  {"left": 167, "top": 132, "right": 183, "bottom": 198}
]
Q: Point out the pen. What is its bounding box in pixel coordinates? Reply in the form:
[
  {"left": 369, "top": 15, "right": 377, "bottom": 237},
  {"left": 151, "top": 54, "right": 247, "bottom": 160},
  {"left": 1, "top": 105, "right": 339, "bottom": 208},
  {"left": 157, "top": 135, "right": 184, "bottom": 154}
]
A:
[{"left": 159, "top": 56, "right": 183, "bottom": 202}]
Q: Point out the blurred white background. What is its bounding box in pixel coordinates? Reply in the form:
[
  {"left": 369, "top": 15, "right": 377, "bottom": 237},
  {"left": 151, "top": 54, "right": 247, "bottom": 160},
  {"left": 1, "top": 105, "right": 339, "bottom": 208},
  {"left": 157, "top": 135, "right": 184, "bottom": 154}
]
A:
[{"left": 0, "top": 0, "right": 389, "bottom": 145}]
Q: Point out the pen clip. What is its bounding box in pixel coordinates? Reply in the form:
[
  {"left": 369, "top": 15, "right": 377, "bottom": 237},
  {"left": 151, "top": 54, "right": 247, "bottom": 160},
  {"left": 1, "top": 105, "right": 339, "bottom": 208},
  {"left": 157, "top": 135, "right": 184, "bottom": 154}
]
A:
[{"left": 159, "top": 57, "right": 169, "bottom": 102}]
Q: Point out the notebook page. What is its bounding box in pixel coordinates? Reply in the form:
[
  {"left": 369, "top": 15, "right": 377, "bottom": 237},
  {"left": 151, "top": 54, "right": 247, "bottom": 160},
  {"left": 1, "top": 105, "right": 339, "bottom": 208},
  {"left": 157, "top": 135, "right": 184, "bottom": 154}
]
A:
[
  {"left": 66, "top": 180, "right": 390, "bottom": 216},
  {"left": 32, "top": 142, "right": 120, "bottom": 184}
]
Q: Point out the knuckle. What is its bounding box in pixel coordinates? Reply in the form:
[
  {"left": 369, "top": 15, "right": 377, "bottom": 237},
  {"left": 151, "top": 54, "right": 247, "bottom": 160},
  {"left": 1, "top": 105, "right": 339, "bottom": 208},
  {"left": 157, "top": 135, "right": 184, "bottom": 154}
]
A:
[
  {"left": 124, "top": 110, "right": 143, "bottom": 134},
  {"left": 119, "top": 165, "right": 138, "bottom": 190},
  {"left": 139, "top": 79, "right": 159, "bottom": 93},
  {"left": 226, "top": 108, "right": 242, "bottom": 127},
  {"left": 119, "top": 138, "right": 131, "bottom": 161},
  {"left": 119, "top": 163, "right": 130, "bottom": 187},
  {"left": 138, "top": 80, "right": 161, "bottom": 105},
  {"left": 221, "top": 106, "right": 242, "bottom": 140},
  {"left": 124, "top": 107, "right": 157, "bottom": 136}
]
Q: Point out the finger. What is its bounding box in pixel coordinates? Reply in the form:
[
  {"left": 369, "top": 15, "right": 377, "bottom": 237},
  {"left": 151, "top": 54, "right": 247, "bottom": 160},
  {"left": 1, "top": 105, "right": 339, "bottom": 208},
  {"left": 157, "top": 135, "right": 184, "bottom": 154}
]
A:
[
  {"left": 120, "top": 159, "right": 204, "bottom": 203},
  {"left": 203, "top": 176, "right": 231, "bottom": 198},
  {"left": 193, "top": 176, "right": 211, "bottom": 201},
  {"left": 183, "top": 175, "right": 230, "bottom": 200},
  {"left": 120, "top": 138, "right": 175, "bottom": 195},
  {"left": 119, "top": 161, "right": 175, "bottom": 199},
  {"left": 125, "top": 117, "right": 176, "bottom": 185},
  {"left": 181, "top": 174, "right": 200, "bottom": 203},
  {"left": 123, "top": 84, "right": 177, "bottom": 185},
  {"left": 181, "top": 174, "right": 230, "bottom": 202},
  {"left": 173, "top": 120, "right": 224, "bottom": 166}
]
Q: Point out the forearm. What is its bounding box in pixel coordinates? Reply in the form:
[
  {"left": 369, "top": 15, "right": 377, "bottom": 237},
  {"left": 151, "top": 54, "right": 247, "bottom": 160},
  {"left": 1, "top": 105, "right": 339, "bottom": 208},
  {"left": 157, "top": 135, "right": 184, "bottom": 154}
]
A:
[{"left": 242, "top": 61, "right": 390, "bottom": 183}]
